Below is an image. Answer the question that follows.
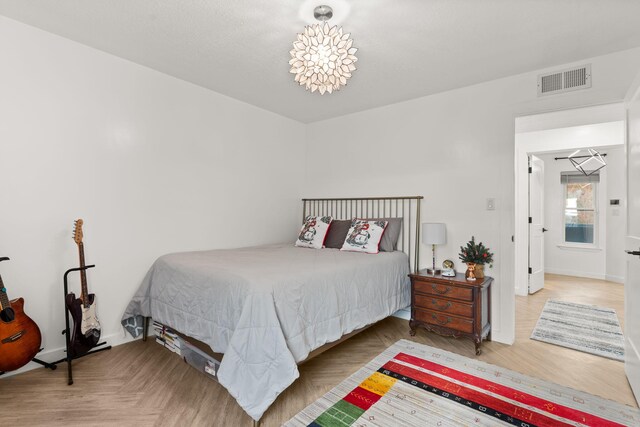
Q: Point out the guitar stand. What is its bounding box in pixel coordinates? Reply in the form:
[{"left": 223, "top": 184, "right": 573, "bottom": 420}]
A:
[
  {"left": 50, "top": 264, "right": 111, "bottom": 385},
  {"left": 30, "top": 351, "right": 58, "bottom": 371},
  {"left": 0, "top": 348, "right": 57, "bottom": 376}
]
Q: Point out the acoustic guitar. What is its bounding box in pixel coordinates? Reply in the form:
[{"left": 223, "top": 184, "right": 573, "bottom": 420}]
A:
[
  {"left": 65, "top": 219, "right": 101, "bottom": 357},
  {"left": 0, "top": 257, "right": 42, "bottom": 372}
]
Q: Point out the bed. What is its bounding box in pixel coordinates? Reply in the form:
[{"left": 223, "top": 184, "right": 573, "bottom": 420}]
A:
[{"left": 121, "top": 196, "right": 422, "bottom": 423}]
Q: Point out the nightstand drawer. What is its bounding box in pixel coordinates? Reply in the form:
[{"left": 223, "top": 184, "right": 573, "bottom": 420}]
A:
[
  {"left": 413, "top": 280, "right": 473, "bottom": 301},
  {"left": 414, "top": 309, "right": 474, "bottom": 334},
  {"left": 414, "top": 294, "right": 473, "bottom": 318}
]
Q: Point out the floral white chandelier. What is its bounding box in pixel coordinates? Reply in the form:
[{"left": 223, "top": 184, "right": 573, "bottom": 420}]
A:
[{"left": 289, "top": 5, "right": 358, "bottom": 95}]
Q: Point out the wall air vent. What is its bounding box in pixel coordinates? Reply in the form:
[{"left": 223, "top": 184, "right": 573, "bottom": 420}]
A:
[{"left": 537, "top": 64, "right": 591, "bottom": 96}]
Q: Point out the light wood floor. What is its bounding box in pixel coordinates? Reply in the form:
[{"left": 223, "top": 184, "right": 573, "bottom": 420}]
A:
[{"left": 0, "top": 274, "right": 634, "bottom": 426}]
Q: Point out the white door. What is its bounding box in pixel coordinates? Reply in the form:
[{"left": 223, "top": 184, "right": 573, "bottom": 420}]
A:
[
  {"left": 625, "top": 80, "right": 640, "bottom": 403},
  {"left": 529, "top": 155, "right": 545, "bottom": 294}
]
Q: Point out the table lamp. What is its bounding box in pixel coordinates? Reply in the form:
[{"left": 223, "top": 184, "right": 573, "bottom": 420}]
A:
[{"left": 422, "top": 223, "right": 446, "bottom": 275}]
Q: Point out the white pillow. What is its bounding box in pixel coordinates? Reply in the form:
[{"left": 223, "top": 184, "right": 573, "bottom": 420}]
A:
[
  {"left": 295, "top": 216, "right": 333, "bottom": 249},
  {"left": 340, "top": 219, "right": 388, "bottom": 254}
]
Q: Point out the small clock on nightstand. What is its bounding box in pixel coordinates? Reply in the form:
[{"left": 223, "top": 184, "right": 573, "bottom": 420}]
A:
[{"left": 442, "top": 259, "right": 456, "bottom": 277}]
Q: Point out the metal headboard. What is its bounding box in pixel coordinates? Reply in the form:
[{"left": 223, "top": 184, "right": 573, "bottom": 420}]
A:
[{"left": 302, "top": 196, "right": 424, "bottom": 273}]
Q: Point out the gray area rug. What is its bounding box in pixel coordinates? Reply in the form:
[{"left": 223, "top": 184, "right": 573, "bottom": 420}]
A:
[{"left": 530, "top": 299, "right": 624, "bottom": 361}]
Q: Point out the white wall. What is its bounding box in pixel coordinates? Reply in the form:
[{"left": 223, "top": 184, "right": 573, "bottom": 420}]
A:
[
  {"left": 2, "top": 14, "right": 640, "bottom": 363},
  {"left": 0, "top": 16, "right": 305, "bottom": 369},
  {"left": 305, "top": 48, "right": 640, "bottom": 344},
  {"left": 538, "top": 147, "right": 625, "bottom": 281},
  {"left": 605, "top": 148, "right": 627, "bottom": 283}
]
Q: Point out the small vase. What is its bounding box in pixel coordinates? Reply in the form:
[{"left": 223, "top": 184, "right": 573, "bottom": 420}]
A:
[
  {"left": 474, "top": 263, "right": 485, "bottom": 279},
  {"left": 465, "top": 262, "right": 477, "bottom": 281}
]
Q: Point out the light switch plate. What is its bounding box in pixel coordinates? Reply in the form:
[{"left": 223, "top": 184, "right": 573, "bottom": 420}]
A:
[{"left": 486, "top": 198, "right": 495, "bottom": 210}]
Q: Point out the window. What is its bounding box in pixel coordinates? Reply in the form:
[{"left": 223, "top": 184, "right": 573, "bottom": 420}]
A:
[{"left": 563, "top": 180, "right": 597, "bottom": 245}]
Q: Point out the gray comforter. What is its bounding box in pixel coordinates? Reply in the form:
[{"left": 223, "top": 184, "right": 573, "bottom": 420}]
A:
[{"left": 121, "top": 243, "right": 410, "bottom": 421}]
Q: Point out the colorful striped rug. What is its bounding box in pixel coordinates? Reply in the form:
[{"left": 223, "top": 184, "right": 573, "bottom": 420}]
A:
[
  {"left": 530, "top": 300, "right": 625, "bottom": 361},
  {"left": 285, "top": 339, "right": 639, "bottom": 426}
]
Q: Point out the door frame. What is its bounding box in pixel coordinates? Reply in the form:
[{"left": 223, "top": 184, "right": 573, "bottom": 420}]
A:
[
  {"left": 510, "top": 104, "right": 626, "bottom": 343},
  {"left": 623, "top": 69, "right": 640, "bottom": 403}
]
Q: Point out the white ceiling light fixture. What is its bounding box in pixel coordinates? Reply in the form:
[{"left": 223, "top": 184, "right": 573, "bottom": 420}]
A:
[{"left": 289, "top": 5, "right": 358, "bottom": 95}]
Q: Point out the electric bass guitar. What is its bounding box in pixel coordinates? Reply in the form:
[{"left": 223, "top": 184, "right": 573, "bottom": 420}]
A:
[
  {"left": 65, "top": 219, "right": 101, "bottom": 357},
  {"left": 0, "top": 257, "right": 42, "bottom": 372}
]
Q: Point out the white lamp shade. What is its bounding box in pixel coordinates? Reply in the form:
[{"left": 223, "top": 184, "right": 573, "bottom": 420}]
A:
[{"left": 422, "top": 223, "right": 446, "bottom": 245}]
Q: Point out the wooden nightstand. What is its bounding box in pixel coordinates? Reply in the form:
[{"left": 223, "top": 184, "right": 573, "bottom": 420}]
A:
[{"left": 408, "top": 270, "right": 492, "bottom": 355}]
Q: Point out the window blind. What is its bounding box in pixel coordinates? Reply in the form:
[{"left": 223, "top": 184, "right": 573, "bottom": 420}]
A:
[{"left": 560, "top": 171, "right": 600, "bottom": 184}]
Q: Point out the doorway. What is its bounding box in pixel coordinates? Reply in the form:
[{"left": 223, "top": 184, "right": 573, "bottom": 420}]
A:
[
  {"left": 514, "top": 103, "right": 626, "bottom": 297},
  {"left": 527, "top": 146, "right": 626, "bottom": 294},
  {"left": 511, "top": 103, "right": 632, "bottom": 403}
]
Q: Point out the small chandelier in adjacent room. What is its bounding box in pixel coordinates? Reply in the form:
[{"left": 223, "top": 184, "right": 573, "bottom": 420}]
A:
[
  {"left": 289, "top": 5, "right": 358, "bottom": 95},
  {"left": 568, "top": 148, "right": 607, "bottom": 176}
]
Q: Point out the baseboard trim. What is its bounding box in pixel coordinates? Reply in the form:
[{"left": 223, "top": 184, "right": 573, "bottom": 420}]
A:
[
  {"left": 4, "top": 308, "right": 512, "bottom": 379},
  {"left": 392, "top": 307, "right": 410, "bottom": 321},
  {"left": 0, "top": 329, "right": 139, "bottom": 379},
  {"left": 391, "top": 306, "right": 512, "bottom": 345},
  {"left": 491, "top": 329, "right": 513, "bottom": 346},
  {"left": 625, "top": 337, "right": 640, "bottom": 404},
  {"left": 605, "top": 274, "right": 625, "bottom": 284},
  {"left": 544, "top": 268, "right": 606, "bottom": 281}
]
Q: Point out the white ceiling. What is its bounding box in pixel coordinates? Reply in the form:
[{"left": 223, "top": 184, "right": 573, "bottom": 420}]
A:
[{"left": 2, "top": 0, "right": 640, "bottom": 123}]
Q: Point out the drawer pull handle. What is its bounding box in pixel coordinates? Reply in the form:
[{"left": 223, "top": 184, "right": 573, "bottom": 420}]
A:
[
  {"left": 431, "top": 284, "right": 451, "bottom": 295},
  {"left": 431, "top": 314, "right": 452, "bottom": 326},
  {"left": 431, "top": 300, "right": 452, "bottom": 310}
]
